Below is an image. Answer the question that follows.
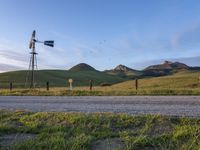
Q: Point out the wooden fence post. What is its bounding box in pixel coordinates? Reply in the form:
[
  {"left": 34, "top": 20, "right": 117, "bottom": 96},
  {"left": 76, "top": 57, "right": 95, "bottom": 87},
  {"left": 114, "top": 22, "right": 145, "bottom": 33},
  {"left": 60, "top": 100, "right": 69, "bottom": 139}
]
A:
[
  {"left": 46, "top": 81, "right": 49, "bottom": 91},
  {"left": 10, "top": 82, "right": 13, "bottom": 91},
  {"left": 135, "top": 79, "right": 138, "bottom": 90},
  {"left": 89, "top": 80, "right": 93, "bottom": 91}
]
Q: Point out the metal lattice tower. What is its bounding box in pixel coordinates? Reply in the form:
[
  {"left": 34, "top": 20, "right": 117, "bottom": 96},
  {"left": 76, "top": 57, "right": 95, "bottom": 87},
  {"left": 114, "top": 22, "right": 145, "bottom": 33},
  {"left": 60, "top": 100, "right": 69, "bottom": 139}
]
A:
[{"left": 25, "top": 30, "right": 54, "bottom": 88}]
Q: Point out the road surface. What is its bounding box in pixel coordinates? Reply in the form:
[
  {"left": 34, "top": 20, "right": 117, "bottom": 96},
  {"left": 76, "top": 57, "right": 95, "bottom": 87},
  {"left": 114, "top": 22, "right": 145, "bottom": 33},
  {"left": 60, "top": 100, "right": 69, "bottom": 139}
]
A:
[{"left": 0, "top": 96, "right": 200, "bottom": 117}]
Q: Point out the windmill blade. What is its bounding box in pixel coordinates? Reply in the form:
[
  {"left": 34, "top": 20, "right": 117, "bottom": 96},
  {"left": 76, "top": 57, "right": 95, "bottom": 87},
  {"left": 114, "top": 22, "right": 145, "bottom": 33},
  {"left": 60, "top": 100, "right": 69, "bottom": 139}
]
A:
[
  {"left": 44, "top": 40, "right": 54, "bottom": 47},
  {"left": 29, "top": 30, "right": 36, "bottom": 49}
]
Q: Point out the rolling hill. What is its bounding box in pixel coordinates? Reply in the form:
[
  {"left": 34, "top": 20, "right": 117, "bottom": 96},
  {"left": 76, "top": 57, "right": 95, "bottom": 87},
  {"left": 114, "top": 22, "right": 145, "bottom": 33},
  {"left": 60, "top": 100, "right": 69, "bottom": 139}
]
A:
[
  {"left": 0, "top": 63, "right": 126, "bottom": 88},
  {"left": 0, "top": 61, "right": 199, "bottom": 88},
  {"left": 69, "top": 63, "right": 96, "bottom": 71}
]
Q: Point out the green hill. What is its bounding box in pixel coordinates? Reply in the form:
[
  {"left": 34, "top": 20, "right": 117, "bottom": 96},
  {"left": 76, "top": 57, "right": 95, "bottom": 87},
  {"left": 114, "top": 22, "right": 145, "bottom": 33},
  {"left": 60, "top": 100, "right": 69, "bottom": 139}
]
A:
[
  {"left": 110, "top": 70, "right": 200, "bottom": 91},
  {"left": 0, "top": 69, "right": 126, "bottom": 88},
  {"left": 69, "top": 63, "right": 96, "bottom": 71}
]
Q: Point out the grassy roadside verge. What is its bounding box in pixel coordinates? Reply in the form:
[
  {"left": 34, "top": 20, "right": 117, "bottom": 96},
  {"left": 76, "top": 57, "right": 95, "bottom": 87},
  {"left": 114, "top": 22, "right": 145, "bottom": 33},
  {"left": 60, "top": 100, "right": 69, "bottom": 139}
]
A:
[
  {"left": 1, "top": 88, "right": 200, "bottom": 96},
  {"left": 0, "top": 110, "right": 200, "bottom": 150}
]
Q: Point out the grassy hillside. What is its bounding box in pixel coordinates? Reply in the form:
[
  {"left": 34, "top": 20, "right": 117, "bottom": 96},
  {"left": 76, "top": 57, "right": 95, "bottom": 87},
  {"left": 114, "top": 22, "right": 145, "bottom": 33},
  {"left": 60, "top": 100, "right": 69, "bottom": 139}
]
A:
[
  {"left": 0, "top": 70, "right": 126, "bottom": 88},
  {"left": 111, "top": 70, "right": 200, "bottom": 91},
  {"left": 73, "top": 70, "right": 200, "bottom": 95},
  {"left": 1, "top": 70, "right": 200, "bottom": 96}
]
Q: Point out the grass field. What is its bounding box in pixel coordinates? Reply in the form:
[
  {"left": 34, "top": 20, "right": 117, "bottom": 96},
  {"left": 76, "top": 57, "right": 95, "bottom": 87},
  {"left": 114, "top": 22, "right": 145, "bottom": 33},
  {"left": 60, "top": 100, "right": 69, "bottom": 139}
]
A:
[
  {"left": 1, "top": 70, "right": 200, "bottom": 95},
  {"left": 0, "top": 110, "right": 200, "bottom": 150}
]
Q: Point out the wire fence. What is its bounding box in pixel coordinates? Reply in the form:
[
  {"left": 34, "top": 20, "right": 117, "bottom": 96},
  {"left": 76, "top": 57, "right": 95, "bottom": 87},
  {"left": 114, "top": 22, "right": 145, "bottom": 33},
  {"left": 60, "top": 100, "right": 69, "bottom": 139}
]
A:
[
  {"left": 2, "top": 79, "right": 197, "bottom": 92},
  {"left": 0, "top": 81, "right": 53, "bottom": 90},
  {"left": 0, "top": 80, "right": 94, "bottom": 91}
]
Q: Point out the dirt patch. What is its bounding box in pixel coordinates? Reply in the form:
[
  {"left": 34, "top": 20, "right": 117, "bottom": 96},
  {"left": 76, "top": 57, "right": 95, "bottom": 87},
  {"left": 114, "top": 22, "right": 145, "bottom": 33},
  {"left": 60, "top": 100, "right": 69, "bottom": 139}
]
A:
[
  {"left": 142, "top": 147, "right": 159, "bottom": 150},
  {"left": 9, "top": 121, "right": 24, "bottom": 128},
  {"left": 91, "top": 138, "right": 125, "bottom": 150},
  {"left": 0, "top": 133, "right": 36, "bottom": 148},
  {"left": 148, "top": 119, "right": 173, "bottom": 137},
  {"left": 190, "top": 83, "right": 199, "bottom": 88},
  {"left": 15, "top": 109, "right": 29, "bottom": 113}
]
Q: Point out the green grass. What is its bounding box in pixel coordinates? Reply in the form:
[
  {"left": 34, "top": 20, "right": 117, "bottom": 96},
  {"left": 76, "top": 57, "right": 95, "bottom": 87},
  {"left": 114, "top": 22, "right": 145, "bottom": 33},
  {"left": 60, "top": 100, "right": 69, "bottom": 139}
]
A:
[
  {"left": 1, "top": 88, "right": 200, "bottom": 96},
  {"left": 0, "top": 110, "right": 200, "bottom": 150},
  {"left": 112, "top": 70, "right": 200, "bottom": 89}
]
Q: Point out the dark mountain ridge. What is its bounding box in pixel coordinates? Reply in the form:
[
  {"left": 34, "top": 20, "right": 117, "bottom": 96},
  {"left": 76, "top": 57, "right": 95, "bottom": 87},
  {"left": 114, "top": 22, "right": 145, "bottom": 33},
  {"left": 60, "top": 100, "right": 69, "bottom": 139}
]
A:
[
  {"left": 145, "top": 61, "right": 189, "bottom": 70},
  {"left": 142, "top": 61, "right": 191, "bottom": 77}
]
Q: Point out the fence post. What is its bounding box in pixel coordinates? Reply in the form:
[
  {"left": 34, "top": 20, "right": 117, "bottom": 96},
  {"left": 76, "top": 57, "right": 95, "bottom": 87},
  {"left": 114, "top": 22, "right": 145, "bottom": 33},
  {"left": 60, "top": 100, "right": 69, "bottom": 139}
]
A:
[
  {"left": 89, "top": 80, "right": 93, "bottom": 91},
  {"left": 10, "top": 82, "right": 13, "bottom": 91},
  {"left": 135, "top": 79, "right": 138, "bottom": 91},
  {"left": 199, "top": 76, "right": 200, "bottom": 87},
  {"left": 46, "top": 81, "right": 49, "bottom": 91}
]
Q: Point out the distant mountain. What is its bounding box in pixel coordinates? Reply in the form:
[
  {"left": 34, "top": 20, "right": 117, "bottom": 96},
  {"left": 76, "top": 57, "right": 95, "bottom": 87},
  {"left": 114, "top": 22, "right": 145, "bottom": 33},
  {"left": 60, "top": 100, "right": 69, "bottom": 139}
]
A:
[
  {"left": 104, "top": 64, "right": 142, "bottom": 79},
  {"left": 69, "top": 63, "right": 96, "bottom": 71},
  {"left": 114, "top": 64, "right": 135, "bottom": 72},
  {"left": 142, "top": 61, "right": 190, "bottom": 77},
  {"left": 145, "top": 61, "right": 189, "bottom": 70},
  {"left": 104, "top": 61, "right": 193, "bottom": 79}
]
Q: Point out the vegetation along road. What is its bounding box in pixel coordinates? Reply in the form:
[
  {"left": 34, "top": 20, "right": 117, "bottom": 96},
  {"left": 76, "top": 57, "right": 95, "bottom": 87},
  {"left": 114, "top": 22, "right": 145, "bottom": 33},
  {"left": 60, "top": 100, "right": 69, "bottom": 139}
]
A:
[{"left": 1, "top": 96, "right": 200, "bottom": 117}]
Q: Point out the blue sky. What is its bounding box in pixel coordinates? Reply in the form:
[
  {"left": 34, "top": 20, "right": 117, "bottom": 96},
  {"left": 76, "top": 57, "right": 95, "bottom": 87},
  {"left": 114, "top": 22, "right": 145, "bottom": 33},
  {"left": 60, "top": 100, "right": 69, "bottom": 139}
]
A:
[{"left": 0, "top": 0, "right": 200, "bottom": 72}]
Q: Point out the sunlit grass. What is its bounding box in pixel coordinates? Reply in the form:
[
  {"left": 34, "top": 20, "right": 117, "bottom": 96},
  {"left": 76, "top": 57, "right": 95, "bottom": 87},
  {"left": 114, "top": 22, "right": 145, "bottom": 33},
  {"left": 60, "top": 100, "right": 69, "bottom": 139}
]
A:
[{"left": 0, "top": 110, "right": 200, "bottom": 149}]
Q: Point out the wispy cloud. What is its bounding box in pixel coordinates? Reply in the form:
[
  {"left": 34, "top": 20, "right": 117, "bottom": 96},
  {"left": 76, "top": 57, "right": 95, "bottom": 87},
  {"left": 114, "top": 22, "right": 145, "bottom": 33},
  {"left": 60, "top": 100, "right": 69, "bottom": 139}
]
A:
[
  {"left": 171, "top": 23, "right": 200, "bottom": 48},
  {"left": 0, "top": 38, "right": 28, "bottom": 71},
  {"left": 0, "top": 64, "right": 24, "bottom": 73}
]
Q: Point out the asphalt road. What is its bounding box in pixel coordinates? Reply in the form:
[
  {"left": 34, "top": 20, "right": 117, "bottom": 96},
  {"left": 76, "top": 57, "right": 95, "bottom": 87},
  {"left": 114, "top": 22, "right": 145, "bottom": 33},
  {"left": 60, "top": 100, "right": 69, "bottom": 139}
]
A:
[{"left": 0, "top": 96, "right": 200, "bottom": 117}]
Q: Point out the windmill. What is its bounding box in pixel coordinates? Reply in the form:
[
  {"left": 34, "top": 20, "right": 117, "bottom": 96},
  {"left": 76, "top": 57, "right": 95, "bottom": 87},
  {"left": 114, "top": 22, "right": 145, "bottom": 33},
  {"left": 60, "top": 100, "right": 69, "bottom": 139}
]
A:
[{"left": 26, "top": 30, "right": 54, "bottom": 88}]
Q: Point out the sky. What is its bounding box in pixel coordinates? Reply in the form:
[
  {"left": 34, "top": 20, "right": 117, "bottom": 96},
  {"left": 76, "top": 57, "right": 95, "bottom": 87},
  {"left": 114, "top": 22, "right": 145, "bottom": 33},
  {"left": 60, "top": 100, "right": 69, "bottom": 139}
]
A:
[{"left": 0, "top": 0, "right": 200, "bottom": 72}]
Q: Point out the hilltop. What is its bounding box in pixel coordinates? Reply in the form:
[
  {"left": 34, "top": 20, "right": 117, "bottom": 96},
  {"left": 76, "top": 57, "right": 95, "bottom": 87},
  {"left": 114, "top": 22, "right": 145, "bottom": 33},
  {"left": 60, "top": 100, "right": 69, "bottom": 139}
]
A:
[
  {"left": 145, "top": 61, "right": 189, "bottom": 70},
  {"left": 114, "top": 64, "right": 136, "bottom": 72},
  {"left": 69, "top": 63, "right": 96, "bottom": 72},
  {"left": 104, "top": 64, "right": 142, "bottom": 79},
  {"left": 142, "top": 61, "right": 191, "bottom": 77}
]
